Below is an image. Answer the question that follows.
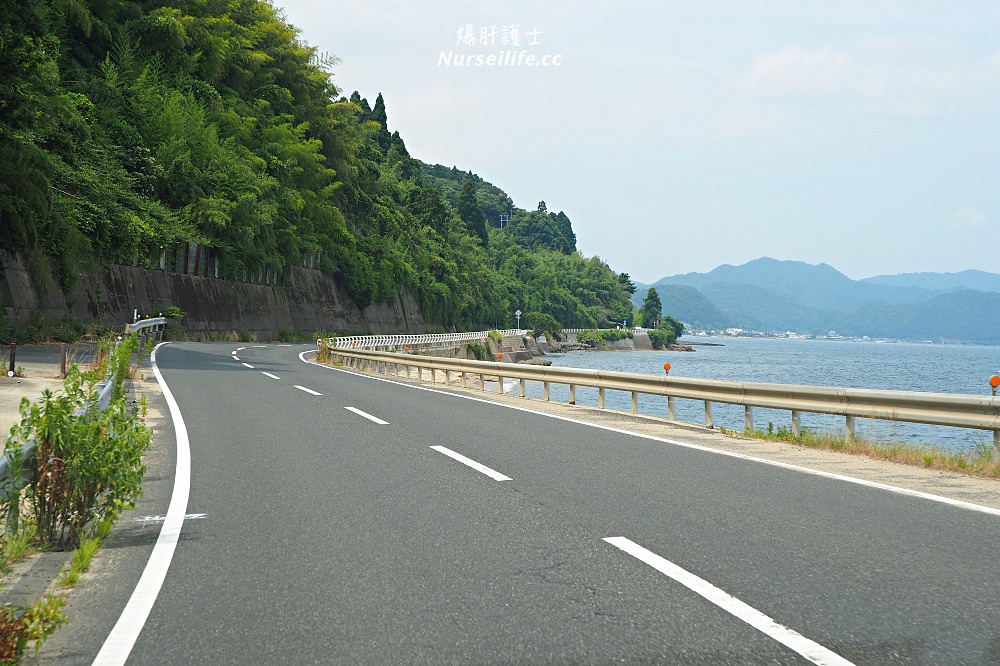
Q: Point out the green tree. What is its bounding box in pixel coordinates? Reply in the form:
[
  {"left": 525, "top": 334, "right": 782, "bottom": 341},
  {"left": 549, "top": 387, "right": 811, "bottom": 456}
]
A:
[
  {"left": 458, "top": 179, "right": 489, "bottom": 247},
  {"left": 640, "top": 288, "right": 663, "bottom": 328},
  {"left": 526, "top": 311, "right": 563, "bottom": 341}
]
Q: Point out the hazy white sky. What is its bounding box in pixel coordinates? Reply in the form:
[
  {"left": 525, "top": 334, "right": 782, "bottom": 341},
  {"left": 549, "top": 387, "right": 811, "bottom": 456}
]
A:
[{"left": 274, "top": 0, "right": 1000, "bottom": 283}]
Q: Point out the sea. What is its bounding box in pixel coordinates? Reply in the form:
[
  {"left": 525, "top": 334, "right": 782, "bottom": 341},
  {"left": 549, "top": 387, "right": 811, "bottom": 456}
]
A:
[{"left": 523, "top": 337, "right": 1000, "bottom": 453}]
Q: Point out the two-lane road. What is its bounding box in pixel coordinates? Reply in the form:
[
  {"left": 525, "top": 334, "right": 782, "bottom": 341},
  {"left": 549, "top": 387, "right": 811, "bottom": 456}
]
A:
[{"left": 36, "top": 342, "right": 1000, "bottom": 664}]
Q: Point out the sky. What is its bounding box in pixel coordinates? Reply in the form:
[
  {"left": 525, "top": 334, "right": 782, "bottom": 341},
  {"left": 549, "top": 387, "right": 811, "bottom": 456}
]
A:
[{"left": 273, "top": 0, "right": 1000, "bottom": 284}]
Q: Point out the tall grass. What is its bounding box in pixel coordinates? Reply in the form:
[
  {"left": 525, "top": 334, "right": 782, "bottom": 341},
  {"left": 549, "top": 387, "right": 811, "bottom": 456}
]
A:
[{"left": 729, "top": 423, "right": 1000, "bottom": 479}]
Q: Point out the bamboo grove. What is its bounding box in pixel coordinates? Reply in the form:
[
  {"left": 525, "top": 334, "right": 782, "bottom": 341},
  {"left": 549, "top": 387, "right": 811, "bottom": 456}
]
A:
[{"left": 0, "top": 0, "right": 635, "bottom": 330}]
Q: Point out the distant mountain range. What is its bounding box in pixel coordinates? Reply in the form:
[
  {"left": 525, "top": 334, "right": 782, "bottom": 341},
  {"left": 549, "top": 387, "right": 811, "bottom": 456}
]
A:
[{"left": 633, "top": 258, "right": 1000, "bottom": 345}]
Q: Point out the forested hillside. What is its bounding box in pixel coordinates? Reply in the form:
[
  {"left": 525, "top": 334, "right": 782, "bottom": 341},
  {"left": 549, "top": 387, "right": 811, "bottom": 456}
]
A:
[
  {"left": 0, "top": 0, "right": 632, "bottom": 331},
  {"left": 636, "top": 258, "right": 1000, "bottom": 343}
]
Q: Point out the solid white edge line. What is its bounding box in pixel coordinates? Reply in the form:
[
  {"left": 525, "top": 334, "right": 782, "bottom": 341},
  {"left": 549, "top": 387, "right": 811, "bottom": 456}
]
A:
[
  {"left": 93, "top": 342, "right": 191, "bottom": 665},
  {"left": 261, "top": 372, "right": 280, "bottom": 380},
  {"left": 241, "top": 363, "right": 254, "bottom": 369},
  {"left": 430, "top": 445, "right": 512, "bottom": 481},
  {"left": 604, "top": 537, "right": 854, "bottom": 666},
  {"left": 298, "top": 350, "right": 1000, "bottom": 517},
  {"left": 294, "top": 385, "right": 322, "bottom": 396},
  {"left": 344, "top": 406, "right": 389, "bottom": 425}
]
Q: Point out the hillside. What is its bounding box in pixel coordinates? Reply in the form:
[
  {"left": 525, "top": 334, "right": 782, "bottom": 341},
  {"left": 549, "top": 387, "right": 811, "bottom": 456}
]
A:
[
  {"left": 861, "top": 270, "right": 1000, "bottom": 293},
  {"left": 0, "top": 0, "right": 632, "bottom": 336},
  {"left": 636, "top": 258, "right": 1000, "bottom": 343}
]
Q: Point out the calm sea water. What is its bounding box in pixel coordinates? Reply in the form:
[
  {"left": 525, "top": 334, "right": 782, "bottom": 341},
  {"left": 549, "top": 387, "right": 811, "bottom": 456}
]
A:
[{"left": 527, "top": 337, "right": 1000, "bottom": 452}]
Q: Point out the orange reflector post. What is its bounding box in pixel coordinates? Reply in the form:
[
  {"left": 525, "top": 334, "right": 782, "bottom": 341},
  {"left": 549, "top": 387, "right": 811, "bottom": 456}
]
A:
[
  {"left": 991, "top": 375, "right": 1000, "bottom": 388},
  {"left": 663, "top": 363, "right": 671, "bottom": 372}
]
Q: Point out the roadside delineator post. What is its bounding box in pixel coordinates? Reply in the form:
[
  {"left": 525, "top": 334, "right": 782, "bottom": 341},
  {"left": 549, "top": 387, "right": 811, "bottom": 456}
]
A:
[
  {"left": 663, "top": 363, "right": 675, "bottom": 422},
  {"left": 991, "top": 375, "right": 1000, "bottom": 452},
  {"left": 7, "top": 342, "right": 15, "bottom": 377}
]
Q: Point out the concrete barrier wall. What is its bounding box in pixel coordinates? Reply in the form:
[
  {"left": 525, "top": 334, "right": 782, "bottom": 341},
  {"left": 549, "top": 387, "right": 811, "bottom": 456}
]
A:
[{"left": 0, "top": 251, "right": 426, "bottom": 338}]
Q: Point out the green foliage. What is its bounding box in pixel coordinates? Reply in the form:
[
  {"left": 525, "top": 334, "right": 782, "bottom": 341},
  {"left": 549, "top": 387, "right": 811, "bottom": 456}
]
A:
[
  {"left": 577, "top": 328, "right": 632, "bottom": 347},
  {"left": 526, "top": 312, "right": 563, "bottom": 342},
  {"left": 0, "top": 313, "right": 90, "bottom": 345},
  {"left": 640, "top": 288, "right": 663, "bottom": 328},
  {"left": 162, "top": 306, "right": 185, "bottom": 320},
  {"left": 316, "top": 335, "right": 334, "bottom": 363},
  {"left": 647, "top": 329, "right": 672, "bottom": 348},
  {"left": 466, "top": 341, "right": 491, "bottom": 361},
  {"left": 661, "top": 315, "right": 685, "bottom": 340},
  {"left": 458, "top": 180, "right": 489, "bottom": 247},
  {"left": 487, "top": 330, "right": 502, "bottom": 345},
  {"left": 506, "top": 208, "right": 576, "bottom": 254},
  {"left": 0, "top": 0, "right": 634, "bottom": 336},
  {"left": 4, "top": 342, "right": 151, "bottom": 549},
  {"left": 0, "top": 595, "right": 66, "bottom": 662}
]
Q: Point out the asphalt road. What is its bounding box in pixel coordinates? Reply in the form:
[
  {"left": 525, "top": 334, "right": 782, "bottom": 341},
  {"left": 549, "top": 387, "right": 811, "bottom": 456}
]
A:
[{"left": 29, "top": 342, "right": 1000, "bottom": 664}]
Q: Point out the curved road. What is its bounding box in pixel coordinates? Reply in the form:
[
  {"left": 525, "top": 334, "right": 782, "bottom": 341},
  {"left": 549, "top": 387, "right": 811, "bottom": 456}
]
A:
[{"left": 28, "top": 342, "right": 1000, "bottom": 664}]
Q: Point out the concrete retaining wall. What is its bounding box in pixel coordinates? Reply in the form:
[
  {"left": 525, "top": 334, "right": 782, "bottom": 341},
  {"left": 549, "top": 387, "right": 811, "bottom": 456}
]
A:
[
  {"left": 632, "top": 332, "right": 653, "bottom": 350},
  {"left": 0, "top": 251, "right": 427, "bottom": 338}
]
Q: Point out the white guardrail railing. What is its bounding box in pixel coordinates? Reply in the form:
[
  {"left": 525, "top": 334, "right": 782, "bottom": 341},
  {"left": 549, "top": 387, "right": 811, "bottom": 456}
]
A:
[
  {"left": 334, "top": 330, "right": 524, "bottom": 349},
  {"left": 321, "top": 338, "right": 1000, "bottom": 448}
]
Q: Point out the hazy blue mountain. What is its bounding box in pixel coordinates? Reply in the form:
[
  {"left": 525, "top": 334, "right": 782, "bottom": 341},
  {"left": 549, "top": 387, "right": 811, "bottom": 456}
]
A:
[
  {"left": 698, "top": 282, "right": 828, "bottom": 333},
  {"left": 654, "top": 257, "right": 936, "bottom": 311},
  {"left": 860, "top": 270, "right": 1000, "bottom": 293},
  {"left": 834, "top": 290, "right": 1000, "bottom": 345},
  {"left": 630, "top": 284, "right": 733, "bottom": 330},
  {"left": 636, "top": 258, "right": 1000, "bottom": 343}
]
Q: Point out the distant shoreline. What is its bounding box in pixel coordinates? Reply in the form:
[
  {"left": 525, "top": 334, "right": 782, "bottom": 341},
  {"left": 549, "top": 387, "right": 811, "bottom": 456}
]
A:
[{"left": 680, "top": 339, "right": 724, "bottom": 347}]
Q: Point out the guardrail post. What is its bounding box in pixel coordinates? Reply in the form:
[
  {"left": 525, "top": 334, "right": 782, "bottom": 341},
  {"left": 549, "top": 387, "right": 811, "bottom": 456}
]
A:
[
  {"left": 745, "top": 405, "right": 754, "bottom": 433},
  {"left": 462, "top": 371, "right": 468, "bottom": 389},
  {"left": 446, "top": 369, "right": 452, "bottom": 385},
  {"left": 599, "top": 388, "right": 605, "bottom": 409},
  {"left": 631, "top": 391, "right": 638, "bottom": 415},
  {"left": 544, "top": 381, "right": 550, "bottom": 401},
  {"left": 569, "top": 385, "right": 576, "bottom": 405},
  {"left": 480, "top": 371, "right": 486, "bottom": 391},
  {"left": 667, "top": 396, "right": 676, "bottom": 421},
  {"left": 519, "top": 378, "right": 526, "bottom": 397},
  {"left": 994, "top": 429, "right": 999, "bottom": 454},
  {"left": 846, "top": 416, "right": 856, "bottom": 440},
  {"left": 792, "top": 410, "right": 802, "bottom": 437},
  {"left": 705, "top": 401, "right": 713, "bottom": 428}
]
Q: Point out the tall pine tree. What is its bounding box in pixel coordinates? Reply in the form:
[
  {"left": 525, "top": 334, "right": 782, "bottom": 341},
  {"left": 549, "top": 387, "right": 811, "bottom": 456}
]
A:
[
  {"left": 458, "top": 179, "right": 489, "bottom": 247},
  {"left": 640, "top": 288, "right": 663, "bottom": 328}
]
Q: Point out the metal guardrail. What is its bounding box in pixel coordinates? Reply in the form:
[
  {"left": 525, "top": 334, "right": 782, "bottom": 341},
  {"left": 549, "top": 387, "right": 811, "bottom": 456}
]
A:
[
  {"left": 0, "top": 317, "right": 167, "bottom": 505},
  {"left": 327, "top": 347, "right": 1000, "bottom": 447},
  {"left": 333, "top": 330, "right": 524, "bottom": 350}
]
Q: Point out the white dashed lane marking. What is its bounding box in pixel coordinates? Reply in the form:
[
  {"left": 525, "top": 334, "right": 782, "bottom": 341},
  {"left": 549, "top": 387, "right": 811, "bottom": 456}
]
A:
[
  {"left": 603, "top": 537, "right": 854, "bottom": 666},
  {"left": 345, "top": 406, "right": 389, "bottom": 425},
  {"left": 430, "top": 445, "right": 512, "bottom": 481}
]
